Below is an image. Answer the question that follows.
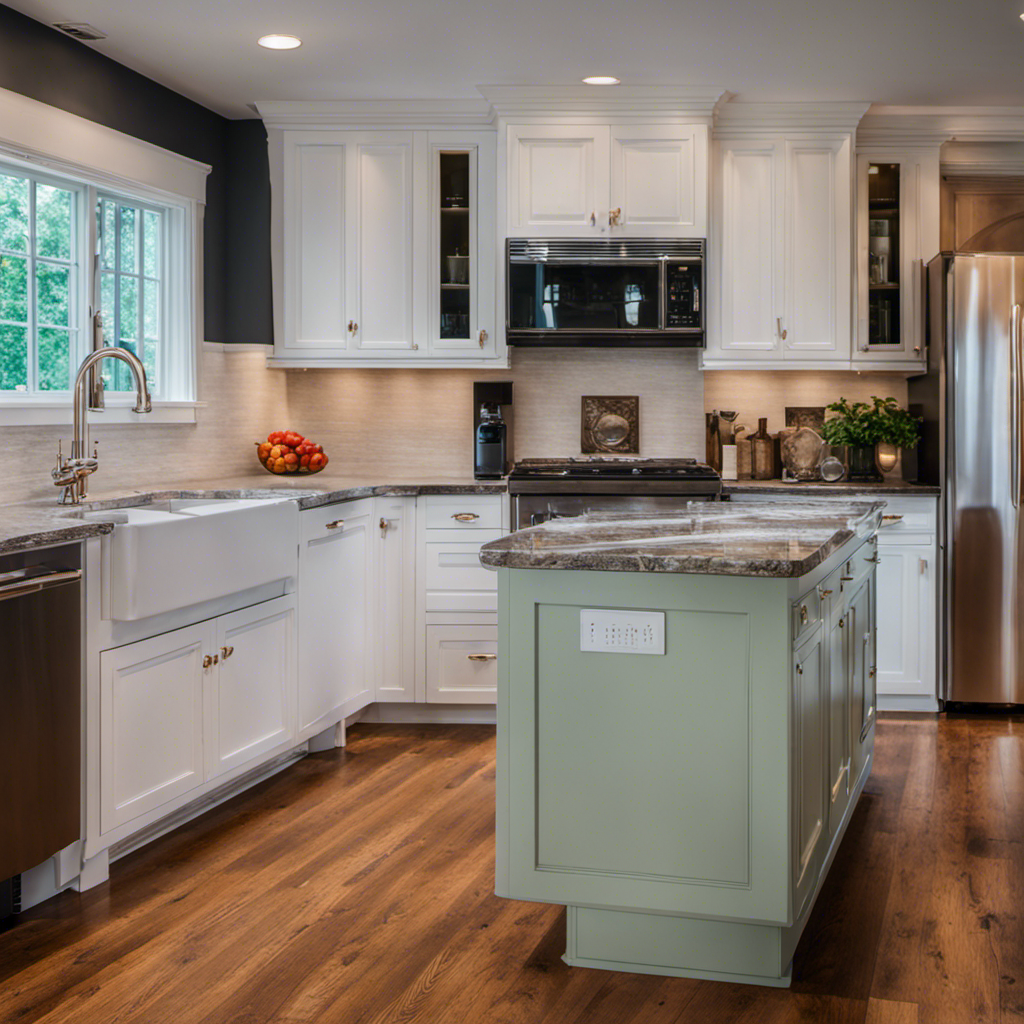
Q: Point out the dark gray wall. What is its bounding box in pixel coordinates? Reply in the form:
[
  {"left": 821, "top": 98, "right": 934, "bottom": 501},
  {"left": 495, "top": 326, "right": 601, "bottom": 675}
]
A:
[{"left": 0, "top": 4, "right": 273, "bottom": 344}]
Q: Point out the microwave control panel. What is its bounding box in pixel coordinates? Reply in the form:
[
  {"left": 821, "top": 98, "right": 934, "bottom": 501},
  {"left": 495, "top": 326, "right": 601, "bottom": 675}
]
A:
[{"left": 665, "top": 263, "right": 702, "bottom": 329}]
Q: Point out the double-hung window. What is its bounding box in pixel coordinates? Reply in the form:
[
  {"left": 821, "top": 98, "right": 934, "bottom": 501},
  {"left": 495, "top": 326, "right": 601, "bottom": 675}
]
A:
[{"left": 0, "top": 158, "right": 196, "bottom": 415}]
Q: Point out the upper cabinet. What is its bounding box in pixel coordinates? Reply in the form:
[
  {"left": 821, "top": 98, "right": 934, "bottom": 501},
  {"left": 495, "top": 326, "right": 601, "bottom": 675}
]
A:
[
  {"left": 851, "top": 148, "right": 939, "bottom": 370},
  {"left": 704, "top": 103, "right": 866, "bottom": 370},
  {"left": 507, "top": 123, "right": 708, "bottom": 237},
  {"left": 259, "top": 104, "right": 500, "bottom": 368}
]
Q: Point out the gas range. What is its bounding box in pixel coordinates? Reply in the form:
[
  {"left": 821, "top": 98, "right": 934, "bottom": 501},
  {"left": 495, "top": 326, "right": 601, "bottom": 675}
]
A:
[{"left": 508, "top": 457, "right": 722, "bottom": 529}]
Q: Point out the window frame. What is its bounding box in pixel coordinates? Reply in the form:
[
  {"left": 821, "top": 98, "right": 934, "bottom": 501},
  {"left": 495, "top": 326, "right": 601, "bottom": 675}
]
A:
[{"left": 0, "top": 148, "right": 199, "bottom": 423}]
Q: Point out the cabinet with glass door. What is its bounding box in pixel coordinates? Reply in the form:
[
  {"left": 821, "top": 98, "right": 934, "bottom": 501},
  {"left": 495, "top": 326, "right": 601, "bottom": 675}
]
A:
[
  {"left": 854, "top": 151, "right": 939, "bottom": 369},
  {"left": 429, "top": 134, "right": 496, "bottom": 357}
]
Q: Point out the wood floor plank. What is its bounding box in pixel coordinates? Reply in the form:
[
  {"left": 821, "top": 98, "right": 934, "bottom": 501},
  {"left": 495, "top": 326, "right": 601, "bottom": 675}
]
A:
[
  {"left": 1, "top": 715, "right": 1021, "bottom": 1024},
  {"left": 864, "top": 997, "right": 918, "bottom": 1023}
]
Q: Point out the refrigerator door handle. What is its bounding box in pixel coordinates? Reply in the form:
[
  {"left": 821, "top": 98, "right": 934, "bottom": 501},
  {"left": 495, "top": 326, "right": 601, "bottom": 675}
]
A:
[{"left": 1014, "top": 304, "right": 1023, "bottom": 510}]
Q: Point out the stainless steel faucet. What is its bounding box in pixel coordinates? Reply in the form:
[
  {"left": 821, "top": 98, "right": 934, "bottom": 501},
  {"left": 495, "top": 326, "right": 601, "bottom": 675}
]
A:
[{"left": 53, "top": 348, "right": 152, "bottom": 504}]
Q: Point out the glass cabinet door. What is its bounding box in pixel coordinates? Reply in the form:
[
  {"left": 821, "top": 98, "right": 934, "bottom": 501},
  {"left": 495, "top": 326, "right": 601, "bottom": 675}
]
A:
[
  {"left": 430, "top": 136, "right": 495, "bottom": 355},
  {"left": 866, "top": 162, "right": 901, "bottom": 350}
]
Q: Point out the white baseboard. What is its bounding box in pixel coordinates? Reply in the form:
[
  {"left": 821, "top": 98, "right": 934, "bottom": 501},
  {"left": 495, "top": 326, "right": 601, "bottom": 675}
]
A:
[
  {"left": 877, "top": 694, "right": 940, "bottom": 713},
  {"left": 358, "top": 702, "right": 496, "bottom": 725}
]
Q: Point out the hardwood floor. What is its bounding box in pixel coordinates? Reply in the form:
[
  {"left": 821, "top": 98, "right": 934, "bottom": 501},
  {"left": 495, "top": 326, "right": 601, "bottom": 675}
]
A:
[{"left": 1, "top": 713, "right": 1022, "bottom": 1023}]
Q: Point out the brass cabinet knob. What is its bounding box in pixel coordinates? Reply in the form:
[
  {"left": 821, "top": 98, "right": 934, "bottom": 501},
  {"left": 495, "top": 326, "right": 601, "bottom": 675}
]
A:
[
  {"left": 221, "top": 646, "right": 234, "bottom": 660},
  {"left": 800, "top": 604, "right": 809, "bottom": 624},
  {"left": 467, "top": 653, "right": 497, "bottom": 662},
  {"left": 380, "top": 517, "right": 391, "bottom": 537},
  {"left": 478, "top": 329, "right": 488, "bottom": 347},
  {"left": 452, "top": 512, "right": 479, "bottom": 522},
  {"left": 609, "top": 207, "right": 622, "bottom": 226},
  {"left": 325, "top": 519, "right": 345, "bottom": 530},
  {"left": 838, "top": 617, "right": 845, "bottom": 628},
  {"left": 796, "top": 663, "right": 804, "bottom": 675},
  {"left": 348, "top": 320, "right": 358, "bottom": 333},
  {"left": 777, "top": 317, "right": 787, "bottom": 341},
  {"left": 212, "top": 653, "right": 219, "bottom": 665},
  {"left": 869, "top": 667, "right": 876, "bottom": 678},
  {"left": 202, "top": 654, "right": 213, "bottom": 669}
]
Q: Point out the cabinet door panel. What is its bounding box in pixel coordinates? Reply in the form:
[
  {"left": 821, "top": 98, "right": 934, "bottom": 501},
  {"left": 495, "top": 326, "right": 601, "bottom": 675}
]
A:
[
  {"left": 610, "top": 126, "right": 706, "bottom": 236},
  {"left": 284, "top": 136, "right": 347, "bottom": 349},
  {"left": 298, "top": 502, "right": 375, "bottom": 738},
  {"left": 208, "top": 599, "right": 295, "bottom": 779},
  {"left": 349, "top": 135, "right": 415, "bottom": 351},
  {"left": 424, "top": 531, "right": 502, "bottom": 613},
  {"left": 714, "top": 142, "right": 781, "bottom": 357},
  {"left": 793, "top": 630, "right": 826, "bottom": 918},
  {"left": 876, "top": 543, "right": 934, "bottom": 698},
  {"left": 827, "top": 614, "right": 850, "bottom": 836},
  {"left": 100, "top": 624, "right": 209, "bottom": 833},
  {"left": 784, "top": 138, "right": 851, "bottom": 358},
  {"left": 426, "top": 625, "right": 498, "bottom": 704},
  {"left": 376, "top": 497, "right": 416, "bottom": 701},
  {"left": 508, "top": 125, "right": 608, "bottom": 235}
]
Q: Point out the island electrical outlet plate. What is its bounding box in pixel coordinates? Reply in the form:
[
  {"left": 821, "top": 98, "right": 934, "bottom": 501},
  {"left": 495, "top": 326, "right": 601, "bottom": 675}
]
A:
[{"left": 580, "top": 609, "right": 665, "bottom": 655}]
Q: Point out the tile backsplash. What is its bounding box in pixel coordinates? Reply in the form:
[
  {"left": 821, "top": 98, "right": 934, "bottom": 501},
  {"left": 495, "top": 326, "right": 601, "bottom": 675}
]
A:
[{"left": 702, "top": 370, "right": 910, "bottom": 437}]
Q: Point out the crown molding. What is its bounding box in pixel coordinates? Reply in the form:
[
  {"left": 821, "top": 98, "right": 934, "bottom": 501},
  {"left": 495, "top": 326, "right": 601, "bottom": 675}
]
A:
[
  {"left": 856, "top": 105, "right": 1024, "bottom": 146},
  {"left": 940, "top": 141, "right": 1024, "bottom": 177},
  {"left": 255, "top": 99, "right": 495, "bottom": 130},
  {"left": 478, "top": 85, "right": 725, "bottom": 123},
  {"left": 713, "top": 101, "right": 870, "bottom": 138}
]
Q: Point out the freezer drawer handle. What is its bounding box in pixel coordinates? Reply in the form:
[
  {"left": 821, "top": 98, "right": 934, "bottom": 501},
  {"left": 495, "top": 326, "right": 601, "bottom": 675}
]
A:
[
  {"left": 325, "top": 519, "right": 345, "bottom": 530},
  {"left": 467, "top": 653, "right": 497, "bottom": 662},
  {"left": 452, "top": 512, "right": 480, "bottom": 522}
]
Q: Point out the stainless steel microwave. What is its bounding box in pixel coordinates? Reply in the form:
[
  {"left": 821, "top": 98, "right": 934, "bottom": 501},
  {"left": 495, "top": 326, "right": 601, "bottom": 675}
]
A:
[{"left": 506, "top": 238, "right": 704, "bottom": 347}]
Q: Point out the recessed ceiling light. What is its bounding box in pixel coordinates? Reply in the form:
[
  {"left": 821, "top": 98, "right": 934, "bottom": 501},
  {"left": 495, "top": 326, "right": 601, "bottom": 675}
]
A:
[
  {"left": 583, "top": 76, "right": 620, "bottom": 85},
  {"left": 258, "top": 34, "right": 302, "bottom": 50}
]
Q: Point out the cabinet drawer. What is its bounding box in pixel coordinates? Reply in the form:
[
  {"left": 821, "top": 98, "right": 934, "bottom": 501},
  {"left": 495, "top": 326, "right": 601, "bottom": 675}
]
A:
[
  {"left": 792, "top": 589, "right": 821, "bottom": 645},
  {"left": 423, "top": 494, "right": 503, "bottom": 530},
  {"left": 301, "top": 498, "right": 374, "bottom": 542},
  {"left": 425, "top": 532, "right": 501, "bottom": 612},
  {"left": 426, "top": 625, "right": 497, "bottom": 704}
]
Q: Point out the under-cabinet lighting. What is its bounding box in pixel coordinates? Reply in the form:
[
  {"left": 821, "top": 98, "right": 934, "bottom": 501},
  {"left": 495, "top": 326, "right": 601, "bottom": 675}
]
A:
[
  {"left": 583, "top": 76, "right": 620, "bottom": 85},
  {"left": 258, "top": 34, "right": 302, "bottom": 49}
]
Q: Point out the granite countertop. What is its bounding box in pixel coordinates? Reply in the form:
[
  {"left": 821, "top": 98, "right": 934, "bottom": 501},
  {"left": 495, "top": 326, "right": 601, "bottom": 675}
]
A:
[
  {"left": 479, "top": 501, "right": 885, "bottom": 577},
  {"left": 0, "top": 475, "right": 507, "bottom": 556},
  {"left": 722, "top": 479, "right": 941, "bottom": 497}
]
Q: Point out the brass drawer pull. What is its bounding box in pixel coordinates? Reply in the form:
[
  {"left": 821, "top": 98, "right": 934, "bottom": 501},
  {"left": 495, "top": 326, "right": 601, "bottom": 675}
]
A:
[
  {"left": 880, "top": 514, "right": 904, "bottom": 526},
  {"left": 799, "top": 604, "right": 809, "bottom": 625},
  {"left": 467, "top": 653, "right": 497, "bottom": 662},
  {"left": 866, "top": 555, "right": 881, "bottom": 564},
  {"left": 326, "top": 519, "right": 345, "bottom": 530},
  {"left": 819, "top": 588, "right": 833, "bottom": 598},
  {"left": 452, "top": 512, "right": 480, "bottom": 522}
]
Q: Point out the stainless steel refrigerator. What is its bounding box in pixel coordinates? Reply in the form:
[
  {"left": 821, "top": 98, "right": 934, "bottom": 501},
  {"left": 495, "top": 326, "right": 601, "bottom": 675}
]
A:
[{"left": 911, "top": 252, "right": 1024, "bottom": 704}]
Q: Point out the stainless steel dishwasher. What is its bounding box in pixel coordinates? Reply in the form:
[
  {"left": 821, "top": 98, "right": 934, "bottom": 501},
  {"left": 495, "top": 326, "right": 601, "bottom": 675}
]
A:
[{"left": 1, "top": 555, "right": 82, "bottom": 921}]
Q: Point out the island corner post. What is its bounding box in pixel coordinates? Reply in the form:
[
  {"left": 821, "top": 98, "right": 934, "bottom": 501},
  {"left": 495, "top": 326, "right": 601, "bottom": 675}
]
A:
[{"left": 484, "top": 502, "right": 882, "bottom": 986}]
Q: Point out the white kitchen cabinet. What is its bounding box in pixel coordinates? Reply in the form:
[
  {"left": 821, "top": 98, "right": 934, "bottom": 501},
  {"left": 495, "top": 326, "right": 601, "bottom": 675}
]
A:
[
  {"left": 375, "top": 496, "right": 417, "bottom": 702},
  {"left": 425, "top": 625, "right": 498, "bottom": 704},
  {"left": 99, "top": 593, "right": 297, "bottom": 834},
  {"left": 271, "top": 127, "right": 499, "bottom": 367},
  {"left": 507, "top": 123, "right": 707, "bottom": 237},
  {"left": 852, "top": 149, "right": 939, "bottom": 370},
  {"left": 416, "top": 492, "right": 506, "bottom": 704},
  {"left": 706, "top": 133, "right": 853, "bottom": 368},
  {"left": 297, "top": 499, "right": 375, "bottom": 739},
  {"left": 100, "top": 623, "right": 207, "bottom": 833},
  {"left": 206, "top": 599, "right": 296, "bottom": 780}
]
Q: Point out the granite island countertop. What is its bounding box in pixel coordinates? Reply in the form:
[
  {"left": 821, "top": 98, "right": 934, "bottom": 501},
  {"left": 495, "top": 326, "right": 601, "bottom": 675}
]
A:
[
  {"left": 479, "top": 500, "right": 885, "bottom": 577},
  {"left": 0, "top": 475, "right": 506, "bottom": 556}
]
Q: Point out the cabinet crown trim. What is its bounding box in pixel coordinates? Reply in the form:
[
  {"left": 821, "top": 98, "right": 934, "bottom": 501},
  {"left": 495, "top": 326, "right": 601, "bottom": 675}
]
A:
[
  {"left": 479, "top": 84, "right": 724, "bottom": 122},
  {"left": 857, "top": 105, "right": 1024, "bottom": 144},
  {"left": 714, "top": 100, "right": 870, "bottom": 138},
  {"left": 256, "top": 99, "right": 496, "bottom": 129}
]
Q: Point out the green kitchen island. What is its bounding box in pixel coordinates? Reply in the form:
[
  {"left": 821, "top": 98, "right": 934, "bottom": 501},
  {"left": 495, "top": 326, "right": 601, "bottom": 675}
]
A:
[{"left": 479, "top": 500, "right": 884, "bottom": 987}]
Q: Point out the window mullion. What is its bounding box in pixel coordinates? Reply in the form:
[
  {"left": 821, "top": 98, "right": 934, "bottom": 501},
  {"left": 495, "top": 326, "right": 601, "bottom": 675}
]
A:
[
  {"left": 27, "top": 180, "right": 37, "bottom": 394},
  {"left": 136, "top": 206, "right": 144, "bottom": 370}
]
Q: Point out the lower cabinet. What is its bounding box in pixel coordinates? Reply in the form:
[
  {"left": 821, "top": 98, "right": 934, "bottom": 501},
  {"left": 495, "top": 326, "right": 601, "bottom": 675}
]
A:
[
  {"left": 297, "top": 499, "right": 375, "bottom": 739},
  {"left": 425, "top": 625, "right": 498, "bottom": 704},
  {"left": 99, "top": 594, "right": 296, "bottom": 834}
]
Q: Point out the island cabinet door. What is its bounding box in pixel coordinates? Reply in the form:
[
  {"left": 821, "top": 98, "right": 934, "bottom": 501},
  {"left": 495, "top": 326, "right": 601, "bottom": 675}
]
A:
[
  {"left": 793, "top": 626, "right": 827, "bottom": 921},
  {"left": 501, "top": 569, "right": 795, "bottom": 924},
  {"left": 827, "top": 607, "right": 851, "bottom": 837},
  {"left": 848, "top": 575, "right": 876, "bottom": 785}
]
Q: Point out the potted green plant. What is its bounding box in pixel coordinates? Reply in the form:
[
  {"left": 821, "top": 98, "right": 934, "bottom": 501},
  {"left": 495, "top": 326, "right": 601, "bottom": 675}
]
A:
[{"left": 820, "top": 396, "right": 921, "bottom": 481}]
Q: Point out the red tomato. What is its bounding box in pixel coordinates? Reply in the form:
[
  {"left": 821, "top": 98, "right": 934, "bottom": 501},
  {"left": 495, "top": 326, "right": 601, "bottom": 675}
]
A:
[
  {"left": 268, "top": 431, "right": 286, "bottom": 445},
  {"left": 300, "top": 454, "right": 311, "bottom": 467}
]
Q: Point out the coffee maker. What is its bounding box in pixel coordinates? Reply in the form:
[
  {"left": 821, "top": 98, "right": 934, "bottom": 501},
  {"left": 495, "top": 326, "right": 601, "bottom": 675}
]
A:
[{"left": 473, "top": 382, "right": 513, "bottom": 479}]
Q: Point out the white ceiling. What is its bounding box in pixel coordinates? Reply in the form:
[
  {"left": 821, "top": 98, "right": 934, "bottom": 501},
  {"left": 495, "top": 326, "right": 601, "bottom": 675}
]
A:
[{"left": 7, "top": 0, "right": 1024, "bottom": 119}]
